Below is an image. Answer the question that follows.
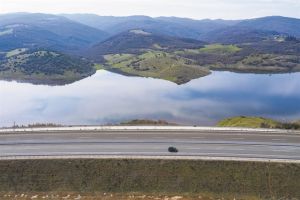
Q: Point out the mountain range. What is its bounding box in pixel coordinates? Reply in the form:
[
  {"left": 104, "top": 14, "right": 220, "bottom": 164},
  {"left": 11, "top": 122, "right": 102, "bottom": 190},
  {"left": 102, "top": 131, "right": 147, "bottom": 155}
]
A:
[
  {"left": 1, "top": 13, "right": 300, "bottom": 53},
  {"left": 0, "top": 13, "right": 300, "bottom": 84},
  {"left": 63, "top": 14, "right": 300, "bottom": 40}
]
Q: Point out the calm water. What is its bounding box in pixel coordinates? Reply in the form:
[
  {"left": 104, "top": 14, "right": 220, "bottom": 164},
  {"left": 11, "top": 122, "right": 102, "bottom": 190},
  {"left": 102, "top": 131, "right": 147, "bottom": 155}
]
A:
[{"left": 1, "top": 70, "right": 300, "bottom": 127}]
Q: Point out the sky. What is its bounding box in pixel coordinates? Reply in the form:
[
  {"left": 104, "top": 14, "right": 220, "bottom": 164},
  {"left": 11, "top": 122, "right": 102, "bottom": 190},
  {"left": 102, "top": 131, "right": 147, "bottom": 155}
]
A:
[{"left": 0, "top": 0, "right": 299, "bottom": 20}]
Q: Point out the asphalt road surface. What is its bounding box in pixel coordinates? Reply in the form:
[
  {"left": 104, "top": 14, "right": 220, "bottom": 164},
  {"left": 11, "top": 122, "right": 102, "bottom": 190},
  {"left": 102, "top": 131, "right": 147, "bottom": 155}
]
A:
[{"left": 0, "top": 128, "right": 299, "bottom": 161}]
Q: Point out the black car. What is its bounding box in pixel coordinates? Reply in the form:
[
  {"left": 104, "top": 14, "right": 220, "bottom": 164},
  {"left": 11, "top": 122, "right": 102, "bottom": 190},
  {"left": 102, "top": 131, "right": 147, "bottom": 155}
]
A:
[{"left": 168, "top": 146, "right": 178, "bottom": 153}]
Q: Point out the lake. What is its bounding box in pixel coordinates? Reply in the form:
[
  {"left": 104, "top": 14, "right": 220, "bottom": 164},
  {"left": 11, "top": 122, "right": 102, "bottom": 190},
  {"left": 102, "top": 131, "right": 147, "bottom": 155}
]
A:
[{"left": 1, "top": 70, "right": 300, "bottom": 127}]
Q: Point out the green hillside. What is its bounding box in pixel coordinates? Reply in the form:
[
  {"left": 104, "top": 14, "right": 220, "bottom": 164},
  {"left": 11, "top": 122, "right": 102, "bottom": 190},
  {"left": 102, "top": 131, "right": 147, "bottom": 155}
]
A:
[
  {"left": 177, "top": 41, "right": 300, "bottom": 74},
  {"left": 102, "top": 51, "right": 210, "bottom": 84},
  {"left": 217, "top": 116, "right": 281, "bottom": 128},
  {"left": 217, "top": 116, "right": 300, "bottom": 130}
]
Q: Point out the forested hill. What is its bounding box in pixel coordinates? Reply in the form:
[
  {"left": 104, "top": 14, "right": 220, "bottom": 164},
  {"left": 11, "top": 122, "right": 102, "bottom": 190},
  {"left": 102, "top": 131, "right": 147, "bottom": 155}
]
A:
[{"left": 0, "top": 49, "right": 95, "bottom": 85}]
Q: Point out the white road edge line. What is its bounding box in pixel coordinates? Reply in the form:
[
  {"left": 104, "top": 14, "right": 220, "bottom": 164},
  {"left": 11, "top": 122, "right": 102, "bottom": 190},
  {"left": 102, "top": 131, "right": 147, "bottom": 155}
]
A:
[{"left": 0, "top": 155, "right": 299, "bottom": 163}]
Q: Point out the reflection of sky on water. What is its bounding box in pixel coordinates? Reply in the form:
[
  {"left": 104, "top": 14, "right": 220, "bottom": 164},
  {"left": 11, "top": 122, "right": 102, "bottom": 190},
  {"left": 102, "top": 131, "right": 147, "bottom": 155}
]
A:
[{"left": 1, "top": 70, "right": 300, "bottom": 127}]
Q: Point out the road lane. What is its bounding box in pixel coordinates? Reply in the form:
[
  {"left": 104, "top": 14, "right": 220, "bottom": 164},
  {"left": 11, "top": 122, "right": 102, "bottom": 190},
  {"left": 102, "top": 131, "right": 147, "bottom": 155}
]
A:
[{"left": 0, "top": 129, "right": 299, "bottom": 161}]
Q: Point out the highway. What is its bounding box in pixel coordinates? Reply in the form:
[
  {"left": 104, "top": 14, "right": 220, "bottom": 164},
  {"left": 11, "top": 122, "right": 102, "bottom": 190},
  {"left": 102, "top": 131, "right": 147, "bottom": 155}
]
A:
[{"left": 0, "top": 127, "right": 299, "bottom": 162}]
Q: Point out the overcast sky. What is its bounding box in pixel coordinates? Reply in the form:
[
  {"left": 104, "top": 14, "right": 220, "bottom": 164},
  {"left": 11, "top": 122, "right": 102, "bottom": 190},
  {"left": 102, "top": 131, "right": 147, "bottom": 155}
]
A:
[{"left": 0, "top": 0, "right": 299, "bottom": 20}]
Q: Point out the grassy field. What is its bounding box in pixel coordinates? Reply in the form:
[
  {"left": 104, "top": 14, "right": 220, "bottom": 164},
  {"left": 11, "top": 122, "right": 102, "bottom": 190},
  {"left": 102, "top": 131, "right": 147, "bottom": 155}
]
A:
[
  {"left": 103, "top": 51, "right": 210, "bottom": 84},
  {"left": 94, "top": 63, "right": 105, "bottom": 70},
  {"left": 5, "top": 48, "right": 28, "bottom": 57},
  {"left": 199, "top": 44, "right": 241, "bottom": 54},
  {"left": 174, "top": 44, "right": 241, "bottom": 55},
  {"left": 0, "top": 159, "right": 299, "bottom": 199}
]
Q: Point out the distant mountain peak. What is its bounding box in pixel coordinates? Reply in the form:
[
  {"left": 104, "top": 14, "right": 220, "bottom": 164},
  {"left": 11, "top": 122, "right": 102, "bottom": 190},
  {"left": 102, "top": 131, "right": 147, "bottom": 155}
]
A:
[{"left": 0, "top": 13, "right": 109, "bottom": 53}]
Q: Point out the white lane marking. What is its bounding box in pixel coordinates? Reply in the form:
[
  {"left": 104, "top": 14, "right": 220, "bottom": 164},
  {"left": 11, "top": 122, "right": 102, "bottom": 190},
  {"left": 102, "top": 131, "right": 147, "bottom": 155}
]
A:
[
  {"left": 17, "top": 147, "right": 42, "bottom": 150},
  {"left": 1, "top": 152, "right": 299, "bottom": 159},
  {"left": 153, "top": 137, "right": 165, "bottom": 139},
  {"left": 271, "top": 139, "right": 285, "bottom": 141},
  {"left": 191, "top": 137, "right": 205, "bottom": 139},
  {"left": 79, "top": 137, "right": 94, "bottom": 139},
  {"left": 0, "top": 155, "right": 299, "bottom": 163},
  {"left": 272, "top": 149, "right": 291, "bottom": 152},
  {"left": 186, "top": 147, "right": 227, "bottom": 150},
  {"left": 232, "top": 138, "right": 245, "bottom": 140},
  {"left": 115, "top": 137, "right": 129, "bottom": 139},
  {"left": 172, "top": 152, "right": 300, "bottom": 159},
  {"left": 186, "top": 147, "right": 246, "bottom": 151},
  {"left": 186, "top": 148, "right": 203, "bottom": 150}
]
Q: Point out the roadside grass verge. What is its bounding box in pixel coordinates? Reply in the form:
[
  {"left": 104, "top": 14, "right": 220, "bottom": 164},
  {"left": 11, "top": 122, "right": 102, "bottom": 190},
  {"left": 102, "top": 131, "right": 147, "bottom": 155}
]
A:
[{"left": 0, "top": 159, "right": 299, "bottom": 199}]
